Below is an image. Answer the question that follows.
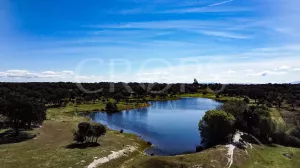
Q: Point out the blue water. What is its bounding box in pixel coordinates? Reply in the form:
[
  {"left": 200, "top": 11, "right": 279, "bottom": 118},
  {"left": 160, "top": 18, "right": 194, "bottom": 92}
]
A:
[{"left": 89, "top": 98, "right": 221, "bottom": 155}]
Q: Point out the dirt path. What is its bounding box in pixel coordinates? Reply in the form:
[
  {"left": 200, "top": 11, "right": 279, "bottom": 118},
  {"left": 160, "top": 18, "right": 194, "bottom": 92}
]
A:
[
  {"left": 225, "top": 132, "right": 243, "bottom": 168},
  {"left": 87, "top": 146, "right": 137, "bottom": 168},
  {"left": 225, "top": 144, "right": 235, "bottom": 168}
]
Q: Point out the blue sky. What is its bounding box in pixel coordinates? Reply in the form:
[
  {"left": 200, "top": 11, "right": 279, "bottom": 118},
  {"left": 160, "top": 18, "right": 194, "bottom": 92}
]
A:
[{"left": 0, "top": 0, "right": 300, "bottom": 83}]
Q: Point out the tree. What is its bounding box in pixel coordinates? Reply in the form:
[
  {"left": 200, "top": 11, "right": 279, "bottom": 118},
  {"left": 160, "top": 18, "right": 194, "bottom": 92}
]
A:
[
  {"left": 193, "top": 78, "right": 199, "bottom": 86},
  {"left": 242, "top": 105, "right": 269, "bottom": 134},
  {"left": 219, "top": 101, "right": 248, "bottom": 118},
  {"left": 219, "top": 101, "right": 248, "bottom": 131},
  {"left": 1, "top": 93, "right": 46, "bottom": 135},
  {"left": 105, "top": 102, "right": 118, "bottom": 112},
  {"left": 199, "top": 110, "right": 235, "bottom": 147},
  {"left": 73, "top": 122, "right": 106, "bottom": 144},
  {"left": 113, "top": 93, "right": 125, "bottom": 103},
  {"left": 243, "top": 97, "right": 250, "bottom": 104},
  {"left": 258, "top": 116, "right": 273, "bottom": 141},
  {"left": 249, "top": 88, "right": 265, "bottom": 103},
  {"left": 92, "top": 123, "right": 106, "bottom": 143},
  {"left": 287, "top": 93, "right": 297, "bottom": 110}
]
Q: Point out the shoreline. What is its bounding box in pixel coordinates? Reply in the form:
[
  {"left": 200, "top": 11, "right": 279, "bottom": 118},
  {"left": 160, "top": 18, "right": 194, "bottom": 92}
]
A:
[
  {"left": 84, "top": 96, "right": 222, "bottom": 156},
  {"left": 46, "top": 95, "right": 233, "bottom": 158}
]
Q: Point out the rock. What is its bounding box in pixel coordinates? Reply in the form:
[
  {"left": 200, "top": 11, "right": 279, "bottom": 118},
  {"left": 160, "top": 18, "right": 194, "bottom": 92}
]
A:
[
  {"left": 81, "top": 160, "right": 86, "bottom": 163},
  {"left": 120, "top": 129, "right": 124, "bottom": 133},
  {"left": 147, "top": 141, "right": 152, "bottom": 146},
  {"left": 283, "top": 153, "right": 293, "bottom": 159}
]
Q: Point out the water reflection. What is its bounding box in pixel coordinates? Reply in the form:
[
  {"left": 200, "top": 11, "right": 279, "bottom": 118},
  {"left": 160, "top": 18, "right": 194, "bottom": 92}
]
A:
[{"left": 90, "top": 98, "right": 221, "bottom": 156}]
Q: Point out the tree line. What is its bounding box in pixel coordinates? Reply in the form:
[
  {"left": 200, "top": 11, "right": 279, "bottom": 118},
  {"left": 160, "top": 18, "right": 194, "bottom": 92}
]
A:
[
  {"left": 1, "top": 82, "right": 300, "bottom": 135},
  {"left": 199, "top": 100, "right": 300, "bottom": 149}
]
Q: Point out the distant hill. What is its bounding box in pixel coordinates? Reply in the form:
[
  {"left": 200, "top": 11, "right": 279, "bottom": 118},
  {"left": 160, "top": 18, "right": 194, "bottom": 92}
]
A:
[{"left": 291, "top": 81, "right": 300, "bottom": 84}]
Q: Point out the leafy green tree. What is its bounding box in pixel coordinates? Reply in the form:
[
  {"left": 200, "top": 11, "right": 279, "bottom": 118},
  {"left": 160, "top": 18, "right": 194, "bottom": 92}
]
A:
[
  {"left": 199, "top": 110, "right": 236, "bottom": 147},
  {"left": 1, "top": 93, "right": 46, "bottom": 135},
  {"left": 219, "top": 101, "right": 248, "bottom": 118},
  {"left": 258, "top": 116, "right": 273, "bottom": 141},
  {"left": 287, "top": 93, "right": 297, "bottom": 110},
  {"left": 105, "top": 102, "right": 118, "bottom": 112},
  {"left": 73, "top": 122, "right": 106, "bottom": 144},
  {"left": 193, "top": 78, "right": 199, "bottom": 86},
  {"left": 92, "top": 123, "right": 106, "bottom": 143}
]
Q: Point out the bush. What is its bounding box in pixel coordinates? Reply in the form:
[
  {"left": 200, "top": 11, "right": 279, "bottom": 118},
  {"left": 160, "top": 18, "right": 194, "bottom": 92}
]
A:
[
  {"left": 257, "top": 117, "right": 273, "bottom": 142},
  {"left": 105, "top": 102, "right": 118, "bottom": 112},
  {"left": 73, "top": 122, "right": 106, "bottom": 144},
  {"left": 291, "top": 128, "right": 300, "bottom": 139},
  {"left": 243, "top": 97, "right": 250, "bottom": 104},
  {"left": 272, "top": 131, "right": 300, "bottom": 148},
  {"left": 199, "top": 110, "right": 235, "bottom": 147}
]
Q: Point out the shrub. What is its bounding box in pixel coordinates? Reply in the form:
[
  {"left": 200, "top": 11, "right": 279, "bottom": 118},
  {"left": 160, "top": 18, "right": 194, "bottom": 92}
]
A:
[
  {"left": 243, "top": 97, "right": 250, "bottom": 104},
  {"left": 272, "top": 131, "right": 300, "bottom": 148},
  {"left": 257, "top": 117, "right": 273, "bottom": 142},
  {"left": 73, "top": 122, "right": 106, "bottom": 144},
  {"left": 92, "top": 123, "right": 106, "bottom": 142},
  {"left": 291, "top": 128, "right": 300, "bottom": 139},
  {"left": 199, "top": 110, "right": 235, "bottom": 147},
  {"left": 105, "top": 102, "right": 118, "bottom": 112}
]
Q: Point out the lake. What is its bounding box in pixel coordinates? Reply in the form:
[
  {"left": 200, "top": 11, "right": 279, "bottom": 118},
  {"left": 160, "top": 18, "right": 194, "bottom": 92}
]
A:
[{"left": 89, "top": 98, "right": 221, "bottom": 156}]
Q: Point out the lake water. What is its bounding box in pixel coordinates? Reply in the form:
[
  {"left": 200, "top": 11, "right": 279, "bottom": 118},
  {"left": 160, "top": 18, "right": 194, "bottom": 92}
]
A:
[{"left": 89, "top": 98, "right": 221, "bottom": 156}]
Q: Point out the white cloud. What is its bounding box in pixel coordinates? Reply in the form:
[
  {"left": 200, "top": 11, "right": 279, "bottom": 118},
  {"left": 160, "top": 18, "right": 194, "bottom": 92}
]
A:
[
  {"left": 136, "top": 72, "right": 169, "bottom": 76},
  {"left": 5, "top": 70, "right": 38, "bottom": 78},
  {"left": 159, "top": 6, "right": 250, "bottom": 14},
  {"left": 42, "top": 71, "right": 57, "bottom": 75},
  {"left": 0, "top": 70, "right": 75, "bottom": 79},
  {"left": 0, "top": 72, "right": 6, "bottom": 77},
  {"left": 244, "top": 69, "right": 253, "bottom": 72},
  {"left": 249, "top": 71, "right": 287, "bottom": 77},
  {"left": 1, "top": 44, "right": 300, "bottom": 84},
  {"left": 62, "top": 71, "right": 75, "bottom": 75},
  {"left": 208, "top": 0, "right": 234, "bottom": 7},
  {"left": 278, "top": 65, "right": 290, "bottom": 70},
  {"left": 225, "top": 70, "right": 236, "bottom": 74},
  {"left": 197, "top": 30, "right": 250, "bottom": 39}
]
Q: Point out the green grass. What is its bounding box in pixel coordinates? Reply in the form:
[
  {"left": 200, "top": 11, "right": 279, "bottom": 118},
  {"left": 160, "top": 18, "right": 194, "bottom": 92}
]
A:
[
  {"left": 0, "top": 101, "right": 151, "bottom": 168},
  {"left": 0, "top": 120, "right": 149, "bottom": 168},
  {"left": 122, "top": 144, "right": 300, "bottom": 168},
  {"left": 270, "top": 108, "right": 287, "bottom": 131},
  {"left": 241, "top": 145, "right": 300, "bottom": 168},
  {"left": 46, "top": 101, "right": 150, "bottom": 121},
  {"left": 123, "top": 146, "right": 235, "bottom": 168},
  {"left": 178, "top": 93, "right": 242, "bottom": 102}
]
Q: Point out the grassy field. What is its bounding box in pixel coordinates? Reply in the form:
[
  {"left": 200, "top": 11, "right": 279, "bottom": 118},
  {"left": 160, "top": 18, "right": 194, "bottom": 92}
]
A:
[
  {"left": 122, "top": 144, "right": 300, "bottom": 168},
  {"left": 0, "top": 101, "right": 151, "bottom": 168},
  {"left": 123, "top": 145, "right": 247, "bottom": 168},
  {"left": 178, "top": 93, "right": 243, "bottom": 102},
  {"left": 0, "top": 120, "right": 149, "bottom": 168},
  {"left": 269, "top": 108, "right": 287, "bottom": 130},
  {"left": 241, "top": 145, "right": 300, "bottom": 168},
  {"left": 47, "top": 101, "right": 150, "bottom": 121}
]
